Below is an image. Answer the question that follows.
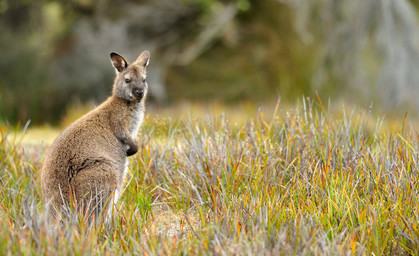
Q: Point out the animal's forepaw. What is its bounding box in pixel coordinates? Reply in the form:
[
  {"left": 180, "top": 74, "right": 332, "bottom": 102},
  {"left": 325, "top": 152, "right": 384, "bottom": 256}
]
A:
[{"left": 126, "top": 143, "right": 138, "bottom": 156}]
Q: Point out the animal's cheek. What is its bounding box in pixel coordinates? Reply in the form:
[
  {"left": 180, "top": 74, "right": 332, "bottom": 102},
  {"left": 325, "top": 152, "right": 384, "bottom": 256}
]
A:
[{"left": 125, "top": 89, "right": 133, "bottom": 98}]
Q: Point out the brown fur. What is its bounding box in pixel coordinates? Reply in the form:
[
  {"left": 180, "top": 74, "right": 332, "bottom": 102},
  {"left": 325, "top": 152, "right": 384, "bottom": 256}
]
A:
[{"left": 40, "top": 51, "right": 150, "bottom": 220}]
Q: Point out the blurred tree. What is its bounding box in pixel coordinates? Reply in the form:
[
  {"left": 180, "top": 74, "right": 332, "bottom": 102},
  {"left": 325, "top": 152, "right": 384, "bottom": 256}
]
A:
[
  {"left": 167, "top": 0, "right": 316, "bottom": 103},
  {"left": 280, "top": 0, "right": 419, "bottom": 111},
  {"left": 0, "top": 0, "right": 63, "bottom": 123}
]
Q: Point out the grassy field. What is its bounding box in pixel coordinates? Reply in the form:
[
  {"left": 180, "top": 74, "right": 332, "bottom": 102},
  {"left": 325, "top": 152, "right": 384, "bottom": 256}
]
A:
[{"left": 0, "top": 99, "right": 418, "bottom": 255}]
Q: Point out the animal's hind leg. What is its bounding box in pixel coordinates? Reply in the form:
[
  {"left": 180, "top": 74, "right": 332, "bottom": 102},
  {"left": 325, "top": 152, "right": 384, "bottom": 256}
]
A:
[{"left": 70, "top": 169, "right": 119, "bottom": 222}]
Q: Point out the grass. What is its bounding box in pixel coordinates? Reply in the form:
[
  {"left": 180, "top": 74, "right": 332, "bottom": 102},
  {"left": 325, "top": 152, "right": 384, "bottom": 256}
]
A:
[{"left": 0, "top": 98, "right": 418, "bottom": 255}]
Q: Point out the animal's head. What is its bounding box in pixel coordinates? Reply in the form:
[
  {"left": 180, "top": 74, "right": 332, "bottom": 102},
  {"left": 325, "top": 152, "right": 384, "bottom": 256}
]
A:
[{"left": 110, "top": 50, "right": 150, "bottom": 102}]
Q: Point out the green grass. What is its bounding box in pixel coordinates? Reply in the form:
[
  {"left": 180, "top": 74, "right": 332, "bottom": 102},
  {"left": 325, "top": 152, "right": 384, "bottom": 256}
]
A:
[{"left": 0, "top": 99, "right": 418, "bottom": 255}]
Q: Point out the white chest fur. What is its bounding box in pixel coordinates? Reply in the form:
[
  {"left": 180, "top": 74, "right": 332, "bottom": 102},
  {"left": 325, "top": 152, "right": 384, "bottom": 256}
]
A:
[
  {"left": 121, "top": 103, "right": 144, "bottom": 184},
  {"left": 129, "top": 103, "right": 144, "bottom": 138}
]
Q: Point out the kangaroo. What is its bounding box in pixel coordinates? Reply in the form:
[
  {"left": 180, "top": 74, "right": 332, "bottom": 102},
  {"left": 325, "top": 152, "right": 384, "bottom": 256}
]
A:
[{"left": 40, "top": 50, "right": 150, "bottom": 221}]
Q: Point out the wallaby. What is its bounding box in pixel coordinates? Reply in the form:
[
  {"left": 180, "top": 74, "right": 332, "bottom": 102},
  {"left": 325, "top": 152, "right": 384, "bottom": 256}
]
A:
[{"left": 41, "top": 50, "right": 150, "bottom": 221}]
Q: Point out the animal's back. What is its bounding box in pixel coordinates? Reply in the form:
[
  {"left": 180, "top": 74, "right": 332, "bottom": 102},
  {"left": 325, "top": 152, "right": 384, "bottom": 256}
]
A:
[{"left": 41, "top": 102, "right": 126, "bottom": 214}]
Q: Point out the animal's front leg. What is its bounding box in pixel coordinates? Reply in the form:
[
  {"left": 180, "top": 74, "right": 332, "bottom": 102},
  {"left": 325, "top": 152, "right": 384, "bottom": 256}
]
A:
[
  {"left": 114, "top": 126, "right": 138, "bottom": 157},
  {"left": 125, "top": 137, "right": 138, "bottom": 156}
]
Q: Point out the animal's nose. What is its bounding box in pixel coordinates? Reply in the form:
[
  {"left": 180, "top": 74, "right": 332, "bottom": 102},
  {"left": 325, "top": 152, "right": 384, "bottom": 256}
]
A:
[{"left": 134, "top": 89, "right": 144, "bottom": 99}]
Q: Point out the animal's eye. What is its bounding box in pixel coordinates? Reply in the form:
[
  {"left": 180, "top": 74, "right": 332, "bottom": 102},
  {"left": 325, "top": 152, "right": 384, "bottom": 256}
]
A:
[
  {"left": 142, "top": 79, "right": 146, "bottom": 83},
  {"left": 125, "top": 78, "right": 131, "bottom": 83}
]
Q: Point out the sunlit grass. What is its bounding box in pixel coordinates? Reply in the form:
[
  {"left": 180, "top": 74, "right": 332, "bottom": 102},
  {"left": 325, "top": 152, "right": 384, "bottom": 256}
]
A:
[{"left": 1, "top": 98, "right": 418, "bottom": 255}]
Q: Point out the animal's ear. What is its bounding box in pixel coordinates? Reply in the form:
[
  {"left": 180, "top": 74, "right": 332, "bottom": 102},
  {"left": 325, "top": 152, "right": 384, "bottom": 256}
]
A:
[
  {"left": 110, "top": 52, "right": 128, "bottom": 72},
  {"left": 135, "top": 50, "right": 150, "bottom": 68}
]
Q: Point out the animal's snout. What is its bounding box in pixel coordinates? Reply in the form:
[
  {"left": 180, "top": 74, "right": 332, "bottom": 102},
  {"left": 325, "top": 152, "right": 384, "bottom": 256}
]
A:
[{"left": 134, "top": 89, "right": 144, "bottom": 100}]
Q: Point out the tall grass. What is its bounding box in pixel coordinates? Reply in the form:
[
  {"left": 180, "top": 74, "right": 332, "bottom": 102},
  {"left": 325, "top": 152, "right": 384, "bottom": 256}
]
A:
[{"left": 0, "top": 99, "right": 418, "bottom": 255}]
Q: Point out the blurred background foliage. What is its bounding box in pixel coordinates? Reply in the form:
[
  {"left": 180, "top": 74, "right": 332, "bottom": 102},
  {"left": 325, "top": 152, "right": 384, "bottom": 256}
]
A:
[{"left": 2, "top": 0, "right": 419, "bottom": 125}]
